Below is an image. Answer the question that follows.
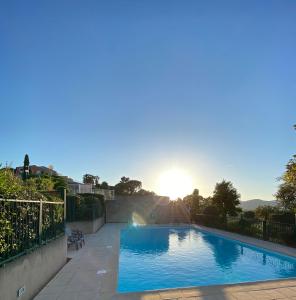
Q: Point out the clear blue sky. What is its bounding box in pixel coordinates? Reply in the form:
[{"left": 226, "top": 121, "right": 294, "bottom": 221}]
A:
[{"left": 1, "top": 0, "right": 295, "bottom": 200}]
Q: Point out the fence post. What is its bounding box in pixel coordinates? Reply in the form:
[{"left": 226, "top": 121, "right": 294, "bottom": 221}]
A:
[
  {"left": 262, "top": 220, "right": 267, "bottom": 240},
  {"left": 63, "top": 188, "right": 67, "bottom": 223},
  {"left": 39, "top": 198, "right": 43, "bottom": 243},
  {"left": 104, "top": 201, "right": 107, "bottom": 224},
  {"left": 224, "top": 214, "right": 228, "bottom": 230},
  {"left": 92, "top": 204, "right": 95, "bottom": 221}
]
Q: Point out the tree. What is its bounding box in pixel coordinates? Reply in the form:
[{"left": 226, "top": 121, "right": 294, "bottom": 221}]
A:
[
  {"left": 36, "top": 176, "right": 54, "bottom": 191},
  {"left": 243, "top": 210, "right": 255, "bottom": 219},
  {"left": 276, "top": 183, "right": 296, "bottom": 211},
  {"left": 114, "top": 177, "right": 142, "bottom": 195},
  {"left": 136, "top": 189, "right": 155, "bottom": 196},
  {"left": 52, "top": 175, "right": 68, "bottom": 193},
  {"left": 0, "top": 167, "right": 24, "bottom": 198},
  {"left": 212, "top": 180, "right": 241, "bottom": 220},
  {"left": 83, "top": 174, "right": 99, "bottom": 185},
  {"left": 203, "top": 205, "right": 219, "bottom": 215},
  {"left": 23, "top": 154, "right": 30, "bottom": 180},
  {"left": 0, "top": 167, "right": 45, "bottom": 200},
  {"left": 120, "top": 176, "right": 130, "bottom": 183},
  {"left": 26, "top": 176, "right": 54, "bottom": 191},
  {"left": 255, "top": 205, "right": 277, "bottom": 220},
  {"left": 183, "top": 189, "right": 202, "bottom": 219},
  {"left": 282, "top": 157, "right": 296, "bottom": 187},
  {"left": 100, "top": 181, "right": 109, "bottom": 189},
  {"left": 276, "top": 125, "right": 296, "bottom": 210}
]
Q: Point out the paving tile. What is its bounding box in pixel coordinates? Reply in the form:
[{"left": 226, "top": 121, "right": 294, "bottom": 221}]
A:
[
  {"left": 36, "top": 286, "right": 64, "bottom": 297},
  {"left": 276, "top": 281, "right": 296, "bottom": 287},
  {"left": 110, "top": 292, "right": 144, "bottom": 300},
  {"left": 34, "top": 293, "right": 60, "bottom": 300},
  {"left": 181, "top": 289, "right": 204, "bottom": 297},
  {"left": 231, "top": 291, "right": 254, "bottom": 300},
  {"left": 262, "top": 289, "right": 287, "bottom": 299},
  {"left": 140, "top": 293, "right": 162, "bottom": 300},
  {"left": 56, "top": 291, "right": 82, "bottom": 300},
  {"left": 197, "top": 295, "right": 222, "bottom": 300},
  {"left": 63, "top": 274, "right": 101, "bottom": 293},
  {"left": 159, "top": 290, "right": 183, "bottom": 299},
  {"left": 276, "top": 288, "right": 296, "bottom": 297},
  {"left": 77, "top": 291, "right": 103, "bottom": 300},
  {"left": 47, "top": 276, "right": 73, "bottom": 287},
  {"left": 224, "top": 296, "right": 239, "bottom": 300},
  {"left": 246, "top": 290, "right": 276, "bottom": 300}
]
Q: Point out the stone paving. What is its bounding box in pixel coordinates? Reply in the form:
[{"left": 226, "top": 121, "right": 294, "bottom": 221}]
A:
[{"left": 34, "top": 224, "right": 296, "bottom": 300}]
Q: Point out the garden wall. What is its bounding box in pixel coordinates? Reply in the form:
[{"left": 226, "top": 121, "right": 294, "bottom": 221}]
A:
[
  {"left": 106, "top": 195, "right": 190, "bottom": 224},
  {"left": 0, "top": 235, "right": 66, "bottom": 300},
  {"left": 67, "top": 216, "right": 105, "bottom": 234}
]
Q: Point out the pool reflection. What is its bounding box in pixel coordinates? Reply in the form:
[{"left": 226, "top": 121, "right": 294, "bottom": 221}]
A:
[
  {"left": 202, "top": 232, "right": 296, "bottom": 276},
  {"left": 121, "top": 227, "right": 169, "bottom": 254},
  {"left": 201, "top": 233, "right": 240, "bottom": 269}
]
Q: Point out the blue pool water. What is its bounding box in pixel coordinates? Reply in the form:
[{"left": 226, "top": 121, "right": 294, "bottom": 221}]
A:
[{"left": 117, "top": 226, "right": 296, "bottom": 292}]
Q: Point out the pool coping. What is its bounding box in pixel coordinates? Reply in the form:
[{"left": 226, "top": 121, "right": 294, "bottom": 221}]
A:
[{"left": 34, "top": 223, "right": 296, "bottom": 300}]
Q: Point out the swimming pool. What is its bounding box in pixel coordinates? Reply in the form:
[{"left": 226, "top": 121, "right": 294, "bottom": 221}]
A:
[{"left": 117, "top": 225, "right": 296, "bottom": 292}]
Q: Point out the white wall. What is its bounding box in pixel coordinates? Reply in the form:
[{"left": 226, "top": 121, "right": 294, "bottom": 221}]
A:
[
  {"left": 0, "top": 236, "right": 67, "bottom": 300},
  {"left": 67, "top": 216, "right": 105, "bottom": 234}
]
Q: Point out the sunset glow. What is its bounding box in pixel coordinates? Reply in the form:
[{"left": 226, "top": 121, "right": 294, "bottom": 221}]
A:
[{"left": 156, "top": 168, "right": 193, "bottom": 200}]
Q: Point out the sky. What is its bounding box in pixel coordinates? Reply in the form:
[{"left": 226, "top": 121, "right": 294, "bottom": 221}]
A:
[{"left": 0, "top": 0, "right": 295, "bottom": 200}]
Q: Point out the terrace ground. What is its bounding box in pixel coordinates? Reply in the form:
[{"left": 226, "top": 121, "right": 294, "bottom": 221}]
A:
[{"left": 34, "top": 224, "right": 296, "bottom": 300}]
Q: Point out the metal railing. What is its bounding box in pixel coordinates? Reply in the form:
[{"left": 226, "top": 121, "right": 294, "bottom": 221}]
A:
[
  {"left": 195, "top": 214, "right": 296, "bottom": 246},
  {"left": 66, "top": 194, "right": 105, "bottom": 222},
  {"left": 0, "top": 197, "right": 65, "bottom": 266},
  {"left": 266, "top": 221, "right": 296, "bottom": 244}
]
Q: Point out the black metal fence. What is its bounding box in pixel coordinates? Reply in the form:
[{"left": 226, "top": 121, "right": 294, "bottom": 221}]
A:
[
  {"left": 66, "top": 193, "right": 105, "bottom": 222},
  {"left": 0, "top": 198, "right": 64, "bottom": 267},
  {"left": 266, "top": 221, "right": 296, "bottom": 245},
  {"left": 195, "top": 214, "right": 296, "bottom": 246}
]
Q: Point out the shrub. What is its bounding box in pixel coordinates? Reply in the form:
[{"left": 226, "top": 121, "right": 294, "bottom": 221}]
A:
[
  {"left": 0, "top": 168, "right": 64, "bottom": 262},
  {"left": 243, "top": 210, "right": 255, "bottom": 219},
  {"left": 255, "top": 205, "right": 278, "bottom": 220},
  {"left": 270, "top": 212, "right": 295, "bottom": 224},
  {"left": 0, "top": 168, "right": 47, "bottom": 200},
  {"left": 227, "top": 218, "right": 262, "bottom": 238},
  {"left": 66, "top": 193, "right": 105, "bottom": 221},
  {"left": 195, "top": 214, "right": 224, "bottom": 228},
  {"left": 203, "top": 205, "right": 219, "bottom": 215},
  {"left": 226, "top": 219, "right": 241, "bottom": 233},
  {"left": 280, "top": 231, "right": 296, "bottom": 246}
]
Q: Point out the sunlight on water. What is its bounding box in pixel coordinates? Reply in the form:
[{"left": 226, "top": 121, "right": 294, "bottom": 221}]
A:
[{"left": 131, "top": 212, "right": 146, "bottom": 225}]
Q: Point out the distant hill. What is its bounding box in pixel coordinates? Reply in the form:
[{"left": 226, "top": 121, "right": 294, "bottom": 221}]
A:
[{"left": 240, "top": 199, "right": 277, "bottom": 211}]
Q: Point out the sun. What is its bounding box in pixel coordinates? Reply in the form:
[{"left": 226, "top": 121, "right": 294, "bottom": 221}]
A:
[{"left": 156, "top": 168, "right": 193, "bottom": 200}]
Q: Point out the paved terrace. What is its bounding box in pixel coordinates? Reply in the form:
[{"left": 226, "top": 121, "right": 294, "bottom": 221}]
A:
[{"left": 34, "top": 224, "right": 296, "bottom": 300}]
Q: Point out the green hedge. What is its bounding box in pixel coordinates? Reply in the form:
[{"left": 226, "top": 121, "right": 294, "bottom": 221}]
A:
[
  {"left": 195, "top": 214, "right": 224, "bottom": 228},
  {"left": 226, "top": 218, "right": 262, "bottom": 238},
  {"left": 66, "top": 193, "right": 105, "bottom": 222},
  {"left": 0, "top": 200, "right": 64, "bottom": 266}
]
